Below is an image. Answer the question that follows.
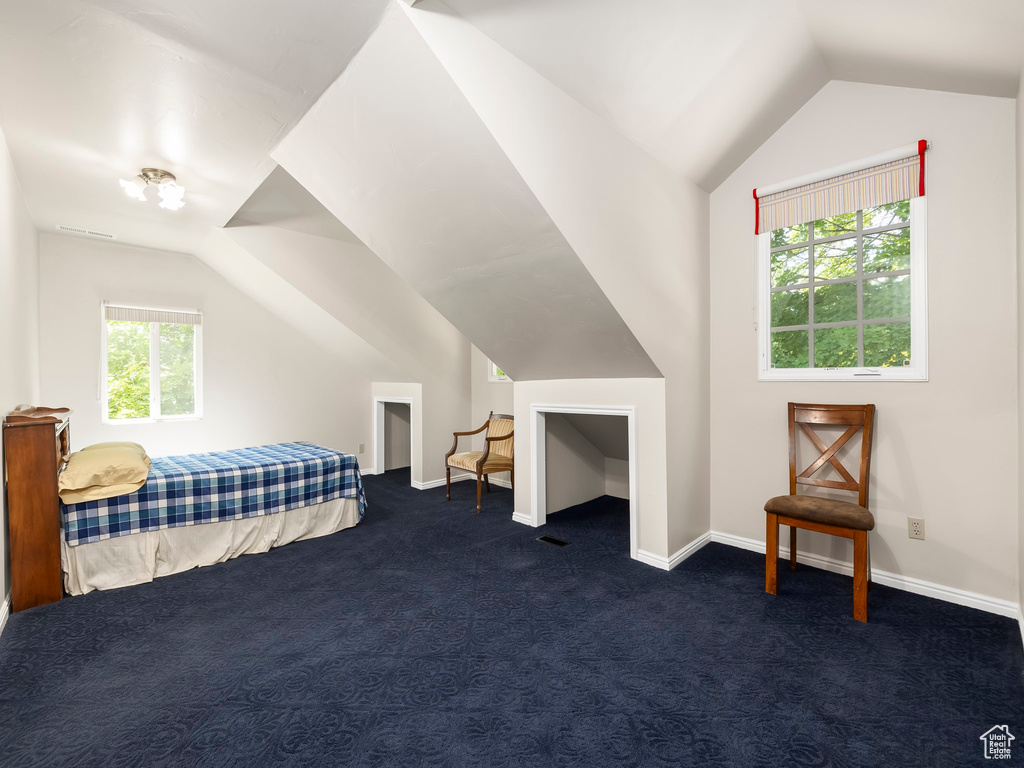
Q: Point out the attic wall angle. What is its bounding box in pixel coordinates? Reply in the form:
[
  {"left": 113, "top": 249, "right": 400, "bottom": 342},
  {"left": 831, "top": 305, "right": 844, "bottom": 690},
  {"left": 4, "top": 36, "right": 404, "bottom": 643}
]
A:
[{"left": 270, "top": 1, "right": 660, "bottom": 382}]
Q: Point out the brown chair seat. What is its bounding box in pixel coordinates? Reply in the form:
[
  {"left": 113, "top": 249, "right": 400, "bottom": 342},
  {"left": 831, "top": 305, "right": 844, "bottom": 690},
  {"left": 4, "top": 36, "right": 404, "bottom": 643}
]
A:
[
  {"left": 765, "top": 494, "right": 874, "bottom": 531},
  {"left": 447, "top": 451, "right": 513, "bottom": 473}
]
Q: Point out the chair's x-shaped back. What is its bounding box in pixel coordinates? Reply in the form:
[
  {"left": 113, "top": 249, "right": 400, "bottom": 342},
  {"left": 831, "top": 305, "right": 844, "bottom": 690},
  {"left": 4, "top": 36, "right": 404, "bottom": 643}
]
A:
[{"left": 789, "top": 405, "right": 874, "bottom": 508}]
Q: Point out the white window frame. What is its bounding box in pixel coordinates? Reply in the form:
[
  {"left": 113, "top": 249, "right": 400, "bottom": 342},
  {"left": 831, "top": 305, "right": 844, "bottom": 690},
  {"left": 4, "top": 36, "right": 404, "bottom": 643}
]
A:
[
  {"left": 100, "top": 304, "right": 204, "bottom": 424},
  {"left": 756, "top": 197, "right": 928, "bottom": 382},
  {"left": 489, "top": 360, "right": 511, "bottom": 382}
]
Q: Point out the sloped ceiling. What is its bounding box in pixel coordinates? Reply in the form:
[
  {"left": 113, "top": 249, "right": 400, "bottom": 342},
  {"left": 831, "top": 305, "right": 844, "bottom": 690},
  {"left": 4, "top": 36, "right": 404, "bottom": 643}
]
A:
[
  {"left": 272, "top": 3, "right": 660, "bottom": 381},
  {"left": 0, "top": 0, "right": 1021, "bottom": 251},
  {"left": 437, "top": 0, "right": 826, "bottom": 191},
  {"left": 793, "top": 0, "right": 1024, "bottom": 99},
  {"left": 435, "top": 0, "right": 1024, "bottom": 191},
  {"left": 0, "top": 0, "right": 388, "bottom": 253},
  {"left": 561, "top": 413, "right": 629, "bottom": 461},
  {"left": 227, "top": 166, "right": 362, "bottom": 244}
]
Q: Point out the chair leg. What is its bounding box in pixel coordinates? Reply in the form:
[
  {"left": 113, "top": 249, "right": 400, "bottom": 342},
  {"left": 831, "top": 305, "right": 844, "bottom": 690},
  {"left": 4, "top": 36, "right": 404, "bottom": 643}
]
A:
[
  {"left": 765, "top": 513, "right": 778, "bottom": 595},
  {"left": 476, "top": 475, "right": 482, "bottom": 514},
  {"left": 789, "top": 526, "right": 797, "bottom": 572},
  {"left": 853, "top": 530, "right": 868, "bottom": 622},
  {"left": 484, "top": 475, "right": 491, "bottom": 493},
  {"left": 510, "top": 468, "right": 514, "bottom": 491},
  {"left": 445, "top": 467, "right": 451, "bottom": 502}
]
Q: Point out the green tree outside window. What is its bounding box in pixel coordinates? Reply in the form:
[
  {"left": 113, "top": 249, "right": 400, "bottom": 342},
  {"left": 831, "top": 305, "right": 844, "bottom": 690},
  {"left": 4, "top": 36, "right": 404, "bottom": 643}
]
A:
[
  {"left": 107, "top": 319, "right": 199, "bottom": 420},
  {"left": 768, "top": 200, "right": 912, "bottom": 371}
]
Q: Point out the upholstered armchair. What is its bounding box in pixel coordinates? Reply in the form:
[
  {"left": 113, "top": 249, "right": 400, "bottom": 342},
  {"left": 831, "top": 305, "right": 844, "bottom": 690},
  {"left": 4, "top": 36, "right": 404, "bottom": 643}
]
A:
[{"left": 445, "top": 412, "right": 514, "bottom": 513}]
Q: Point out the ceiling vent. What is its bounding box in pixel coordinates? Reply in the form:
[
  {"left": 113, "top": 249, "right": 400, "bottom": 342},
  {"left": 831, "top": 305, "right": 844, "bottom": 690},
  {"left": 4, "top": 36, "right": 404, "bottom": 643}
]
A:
[{"left": 56, "top": 225, "right": 116, "bottom": 239}]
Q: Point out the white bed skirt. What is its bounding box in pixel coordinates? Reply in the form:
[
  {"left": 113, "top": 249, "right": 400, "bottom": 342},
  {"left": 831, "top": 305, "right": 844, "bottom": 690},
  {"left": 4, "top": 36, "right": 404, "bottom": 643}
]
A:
[{"left": 61, "top": 497, "right": 361, "bottom": 596}]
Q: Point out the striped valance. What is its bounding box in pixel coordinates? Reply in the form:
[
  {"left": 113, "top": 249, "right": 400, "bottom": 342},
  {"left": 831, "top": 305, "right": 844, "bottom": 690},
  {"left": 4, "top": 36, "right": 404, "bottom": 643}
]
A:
[
  {"left": 754, "top": 140, "right": 928, "bottom": 234},
  {"left": 104, "top": 303, "right": 202, "bottom": 326}
]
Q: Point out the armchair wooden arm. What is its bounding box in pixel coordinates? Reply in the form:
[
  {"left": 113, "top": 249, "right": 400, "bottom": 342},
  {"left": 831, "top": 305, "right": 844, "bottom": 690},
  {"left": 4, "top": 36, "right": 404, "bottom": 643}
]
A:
[{"left": 446, "top": 421, "right": 489, "bottom": 460}]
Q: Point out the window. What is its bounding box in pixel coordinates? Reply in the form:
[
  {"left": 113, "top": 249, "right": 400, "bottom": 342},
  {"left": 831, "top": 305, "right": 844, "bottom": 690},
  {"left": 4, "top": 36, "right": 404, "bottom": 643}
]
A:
[
  {"left": 102, "top": 304, "right": 203, "bottom": 422},
  {"left": 757, "top": 198, "right": 927, "bottom": 381},
  {"left": 489, "top": 360, "right": 510, "bottom": 381}
]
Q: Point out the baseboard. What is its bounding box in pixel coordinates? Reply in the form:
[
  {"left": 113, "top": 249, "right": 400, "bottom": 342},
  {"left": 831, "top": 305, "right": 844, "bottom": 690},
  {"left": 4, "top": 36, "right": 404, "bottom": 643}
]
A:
[
  {"left": 360, "top": 467, "right": 376, "bottom": 476},
  {"left": 512, "top": 512, "right": 535, "bottom": 526},
  {"left": 710, "top": 530, "right": 1021, "bottom": 619},
  {"left": 412, "top": 473, "right": 513, "bottom": 491},
  {"left": 0, "top": 592, "right": 9, "bottom": 641},
  {"left": 412, "top": 472, "right": 473, "bottom": 491},
  {"left": 636, "top": 532, "right": 713, "bottom": 571}
]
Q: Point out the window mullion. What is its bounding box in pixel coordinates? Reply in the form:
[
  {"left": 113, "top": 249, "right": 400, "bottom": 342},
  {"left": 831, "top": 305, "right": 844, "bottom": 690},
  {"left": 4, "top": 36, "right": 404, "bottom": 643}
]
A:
[
  {"left": 856, "top": 210, "right": 864, "bottom": 367},
  {"left": 807, "top": 221, "right": 815, "bottom": 368},
  {"left": 150, "top": 322, "right": 161, "bottom": 419}
]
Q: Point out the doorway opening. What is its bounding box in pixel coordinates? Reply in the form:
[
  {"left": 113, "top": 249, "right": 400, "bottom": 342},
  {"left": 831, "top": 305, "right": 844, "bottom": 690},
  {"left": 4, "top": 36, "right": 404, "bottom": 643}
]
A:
[
  {"left": 373, "top": 397, "right": 414, "bottom": 486},
  {"left": 530, "top": 404, "right": 637, "bottom": 559}
]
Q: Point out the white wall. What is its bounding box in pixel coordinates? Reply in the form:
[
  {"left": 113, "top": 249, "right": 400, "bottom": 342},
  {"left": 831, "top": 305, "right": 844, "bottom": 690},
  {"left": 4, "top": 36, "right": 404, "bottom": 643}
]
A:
[
  {"left": 384, "top": 402, "right": 411, "bottom": 470},
  {"left": 543, "top": 413, "right": 607, "bottom": 513},
  {"left": 1017, "top": 70, "right": 1024, "bottom": 617},
  {"left": 0, "top": 124, "right": 40, "bottom": 606},
  {"left": 605, "top": 458, "right": 629, "bottom": 500},
  {"left": 469, "top": 344, "right": 513, "bottom": 452},
  {"left": 207, "top": 225, "right": 472, "bottom": 486},
  {"left": 408, "top": 2, "right": 710, "bottom": 559},
  {"left": 711, "top": 81, "right": 1018, "bottom": 602},
  {"left": 273, "top": 2, "right": 658, "bottom": 382},
  {"left": 514, "top": 378, "right": 667, "bottom": 555},
  {"left": 38, "top": 234, "right": 374, "bottom": 460}
]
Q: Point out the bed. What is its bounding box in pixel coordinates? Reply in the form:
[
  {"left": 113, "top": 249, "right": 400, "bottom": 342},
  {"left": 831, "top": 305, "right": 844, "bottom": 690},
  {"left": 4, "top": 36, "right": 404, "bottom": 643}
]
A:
[{"left": 60, "top": 441, "right": 367, "bottom": 595}]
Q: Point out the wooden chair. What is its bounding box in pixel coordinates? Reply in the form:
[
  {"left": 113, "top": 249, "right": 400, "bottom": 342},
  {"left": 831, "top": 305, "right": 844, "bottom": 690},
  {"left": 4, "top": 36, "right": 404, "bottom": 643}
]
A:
[
  {"left": 764, "top": 403, "right": 876, "bottom": 622},
  {"left": 445, "top": 412, "right": 514, "bottom": 513}
]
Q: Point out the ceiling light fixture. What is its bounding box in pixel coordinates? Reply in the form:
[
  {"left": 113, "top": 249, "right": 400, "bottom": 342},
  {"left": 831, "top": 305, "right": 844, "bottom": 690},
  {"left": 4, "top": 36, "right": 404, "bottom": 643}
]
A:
[
  {"left": 118, "top": 168, "right": 186, "bottom": 210},
  {"left": 119, "top": 176, "right": 147, "bottom": 201}
]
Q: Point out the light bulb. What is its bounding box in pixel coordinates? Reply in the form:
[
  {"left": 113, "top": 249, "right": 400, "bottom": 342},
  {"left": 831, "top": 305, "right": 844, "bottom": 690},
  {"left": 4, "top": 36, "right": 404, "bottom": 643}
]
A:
[
  {"left": 119, "top": 177, "right": 147, "bottom": 201},
  {"left": 158, "top": 197, "right": 185, "bottom": 211},
  {"left": 157, "top": 180, "right": 185, "bottom": 202}
]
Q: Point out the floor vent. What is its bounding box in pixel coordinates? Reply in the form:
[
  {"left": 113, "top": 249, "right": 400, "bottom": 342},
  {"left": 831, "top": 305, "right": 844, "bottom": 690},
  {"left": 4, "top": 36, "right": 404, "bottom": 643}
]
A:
[
  {"left": 56, "top": 224, "right": 116, "bottom": 239},
  {"left": 537, "top": 536, "right": 570, "bottom": 547}
]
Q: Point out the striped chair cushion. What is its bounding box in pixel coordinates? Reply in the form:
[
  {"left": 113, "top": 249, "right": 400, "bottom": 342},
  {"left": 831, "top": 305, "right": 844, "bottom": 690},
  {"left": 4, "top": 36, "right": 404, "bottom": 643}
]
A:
[
  {"left": 487, "top": 418, "right": 514, "bottom": 458},
  {"left": 448, "top": 451, "right": 484, "bottom": 472},
  {"left": 447, "top": 451, "right": 513, "bottom": 473}
]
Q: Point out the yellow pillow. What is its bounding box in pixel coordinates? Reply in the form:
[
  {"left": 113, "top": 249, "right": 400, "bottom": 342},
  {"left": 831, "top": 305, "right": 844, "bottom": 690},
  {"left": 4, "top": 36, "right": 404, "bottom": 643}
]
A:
[
  {"left": 78, "top": 441, "right": 152, "bottom": 467},
  {"left": 59, "top": 481, "right": 149, "bottom": 505},
  {"left": 58, "top": 446, "right": 152, "bottom": 504}
]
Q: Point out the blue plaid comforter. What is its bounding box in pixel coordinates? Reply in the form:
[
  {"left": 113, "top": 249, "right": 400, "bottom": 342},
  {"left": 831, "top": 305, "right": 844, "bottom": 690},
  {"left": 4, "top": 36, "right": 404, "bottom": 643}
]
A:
[{"left": 61, "top": 442, "right": 367, "bottom": 546}]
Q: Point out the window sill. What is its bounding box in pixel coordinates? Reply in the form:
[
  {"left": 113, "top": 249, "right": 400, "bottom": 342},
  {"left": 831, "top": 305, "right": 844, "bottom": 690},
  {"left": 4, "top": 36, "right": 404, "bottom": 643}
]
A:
[
  {"left": 102, "top": 416, "right": 203, "bottom": 425},
  {"left": 758, "top": 368, "right": 927, "bottom": 382}
]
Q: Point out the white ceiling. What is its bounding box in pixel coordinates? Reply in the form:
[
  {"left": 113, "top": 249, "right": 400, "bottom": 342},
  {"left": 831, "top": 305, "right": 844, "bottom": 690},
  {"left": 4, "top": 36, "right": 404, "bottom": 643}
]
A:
[
  {"left": 436, "top": 0, "right": 1024, "bottom": 190},
  {"left": 0, "top": 0, "right": 1021, "bottom": 254},
  {"left": 0, "top": 0, "right": 388, "bottom": 253},
  {"left": 794, "top": 0, "right": 1024, "bottom": 99},
  {"left": 273, "top": 3, "right": 661, "bottom": 381},
  {"left": 561, "top": 413, "right": 629, "bottom": 461},
  {"left": 227, "top": 166, "right": 361, "bottom": 244}
]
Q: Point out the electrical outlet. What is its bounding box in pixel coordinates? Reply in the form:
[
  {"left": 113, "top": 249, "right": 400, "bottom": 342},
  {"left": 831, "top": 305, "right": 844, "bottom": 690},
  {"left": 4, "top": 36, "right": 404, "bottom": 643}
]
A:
[
  {"left": 358, "top": 443, "right": 365, "bottom": 454},
  {"left": 908, "top": 517, "right": 925, "bottom": 540}
]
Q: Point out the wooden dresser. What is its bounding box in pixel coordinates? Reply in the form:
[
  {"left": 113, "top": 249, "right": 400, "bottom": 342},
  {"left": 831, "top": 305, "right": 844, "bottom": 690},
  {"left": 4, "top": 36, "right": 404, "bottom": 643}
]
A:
[{"left": 3, "top": 407, "right": 70, "bottom": 612}]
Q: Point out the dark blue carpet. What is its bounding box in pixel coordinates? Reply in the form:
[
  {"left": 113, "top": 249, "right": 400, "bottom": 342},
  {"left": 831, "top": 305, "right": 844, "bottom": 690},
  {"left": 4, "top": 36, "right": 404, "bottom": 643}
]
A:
[{"left": 1, "top": 469, "right": 1022, "bottom": 767}]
